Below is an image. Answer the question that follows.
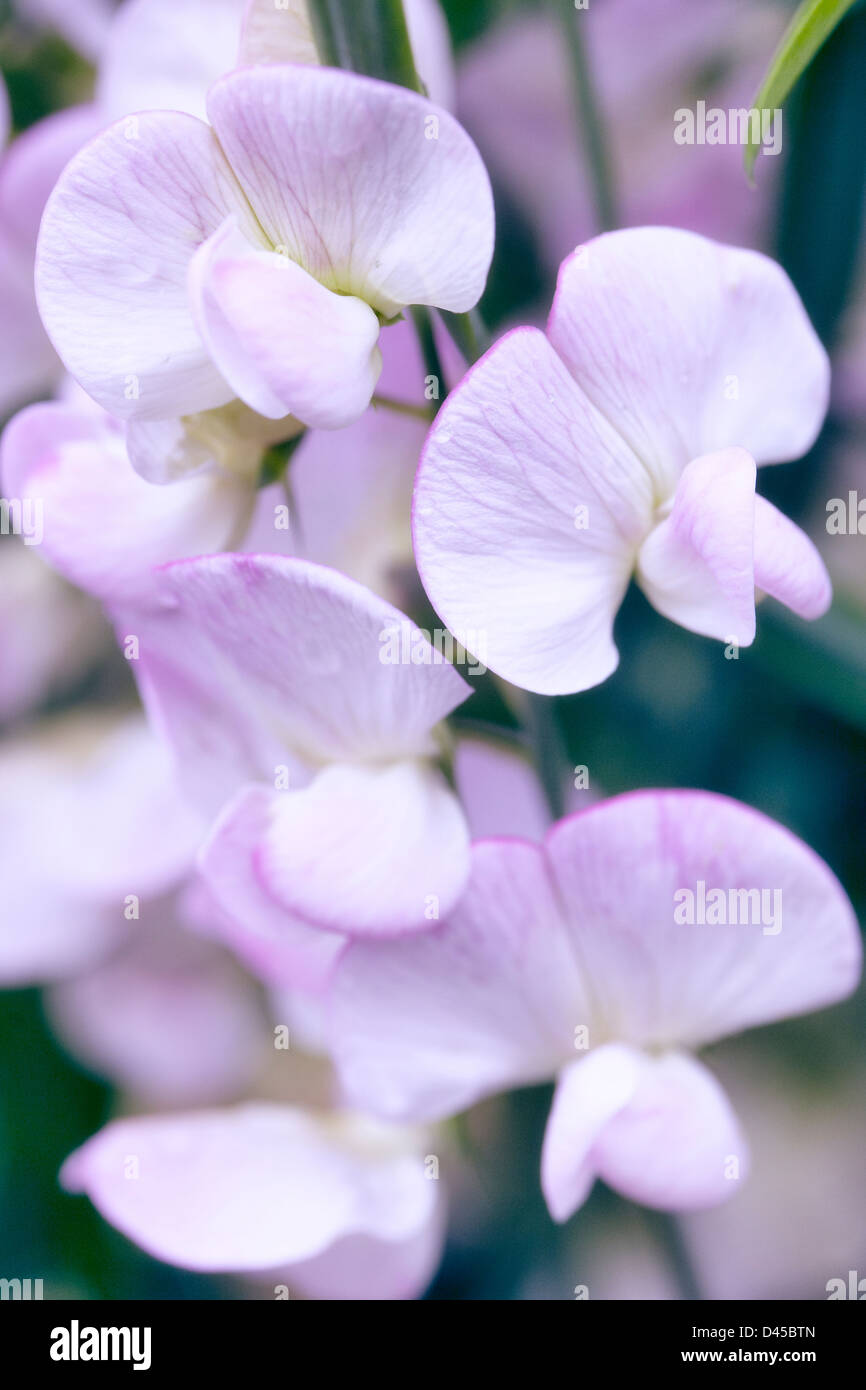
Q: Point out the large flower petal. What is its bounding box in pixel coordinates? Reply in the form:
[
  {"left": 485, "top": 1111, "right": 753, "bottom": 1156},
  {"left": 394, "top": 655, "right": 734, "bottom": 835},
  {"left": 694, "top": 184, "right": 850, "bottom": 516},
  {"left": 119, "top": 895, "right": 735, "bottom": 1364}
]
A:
[
  {"left": 35, "top": 112, "right": 256, "bottom": 418},
  {"left": 636, "top": 447, "right": 758, "bottom": 645},
  {"left": 253, "top": 760, "right": 469, "bottom": 936},
  {"left": 548, "top": 228, "right": 829, "bottom": 499},
  {"left": 61, "top": 1106, "right": 439, "bottom": 1275},
  {"left": 545, "top": 791, "right": 861, "bottom": 1052},
  {"left": 1, "top": 402, "right": 252, "bottom": 601},
  {"left": 331, "top": 839, "right": 586, "bottom": 1120},
  {"left": 413, "top": 327, "right": 652, "bottom": 695},
  {"left": 206, "top": 64, "right": 493, "bottom": 317},
  {"left": 123, "top": 555, "right": 471, "bottom": 812},
  {"left": 189, "top": 217, "right": 382, "bottom": 427}
]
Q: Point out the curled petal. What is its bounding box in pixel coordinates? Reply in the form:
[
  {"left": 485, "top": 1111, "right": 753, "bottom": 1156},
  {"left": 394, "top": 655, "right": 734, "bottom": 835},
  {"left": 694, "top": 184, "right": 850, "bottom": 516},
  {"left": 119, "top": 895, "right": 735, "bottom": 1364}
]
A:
[
  {"left": 636, "top": 447, "right": 758, "bottom": 646},
  {"left": 414, "top": 327, "right": 652, "bottom": 695},
  {"left": 189, "top": 217, "right": 382, "bottom": 428}
]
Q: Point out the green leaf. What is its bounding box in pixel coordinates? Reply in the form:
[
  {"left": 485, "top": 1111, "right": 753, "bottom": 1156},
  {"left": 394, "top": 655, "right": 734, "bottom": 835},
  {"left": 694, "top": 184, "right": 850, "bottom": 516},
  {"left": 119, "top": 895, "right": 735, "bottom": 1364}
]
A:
[{"left": 745, "top": 0, "right": 859, "bottom": 181}]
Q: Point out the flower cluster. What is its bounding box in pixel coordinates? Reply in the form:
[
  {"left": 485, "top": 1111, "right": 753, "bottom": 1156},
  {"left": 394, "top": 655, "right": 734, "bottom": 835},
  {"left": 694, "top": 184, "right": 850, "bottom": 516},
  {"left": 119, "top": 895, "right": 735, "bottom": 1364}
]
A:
[{"left": 0, "top": 0, "right": 861, "bottom": 1303}]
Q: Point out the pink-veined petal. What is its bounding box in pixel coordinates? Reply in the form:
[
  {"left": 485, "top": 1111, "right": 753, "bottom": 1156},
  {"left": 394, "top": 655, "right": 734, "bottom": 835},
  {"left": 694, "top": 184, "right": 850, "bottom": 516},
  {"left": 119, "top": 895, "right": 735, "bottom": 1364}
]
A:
[
  {"left": 413, "top": 327, "right": 652, "bottom": 695},
  {"left": 35, "top": 111, "right": 255, "bottom": 418},
  {"left": 206, "top": 64, "right": 493, "bottom": 317},
  {"left": 548, "top": 228, "right": 829, "bottom": 498}
]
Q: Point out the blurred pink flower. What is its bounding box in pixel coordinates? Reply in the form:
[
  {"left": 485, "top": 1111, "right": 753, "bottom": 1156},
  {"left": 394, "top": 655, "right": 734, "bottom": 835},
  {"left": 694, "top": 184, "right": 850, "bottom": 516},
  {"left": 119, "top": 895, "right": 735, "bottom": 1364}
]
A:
[
  {"left": 0, "top": 320, "right": 455, "bottom": 606},
  {"left": 36, "top": 62, "right": 492, "bottom": 429},
  {"left": 327, "top": 790, "right": 861, "bottom": 1220},
  {"left": 414, "top": 227, "right": 832, "bottom": 695},
  {"left": 114, "top": 554, "right": 471, "bottom": 982},
  {"left": 458, "top": 0, "right": 783, "bottom": 272},
  {"left": 62, "top": 1105, "right": 445, "bottom": 1299}
]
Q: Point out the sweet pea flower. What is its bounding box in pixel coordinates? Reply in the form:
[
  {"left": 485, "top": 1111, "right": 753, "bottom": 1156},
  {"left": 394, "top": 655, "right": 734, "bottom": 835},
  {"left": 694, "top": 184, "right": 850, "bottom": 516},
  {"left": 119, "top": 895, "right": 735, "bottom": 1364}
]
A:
[
  {"left": 61, "top": 1105, "right": 445, "bottom": 1300},
  {"left": 414, "top": 227, "right": 833, "bottom": 695},
  {"left": 327, "top": 790, "right": 861, "bottom": 1220},
  {"left": 116, "top": 554, "right": 471, "bottom": 985},
  {"left": 36, "top": 59, "right": 493, "bottom": 432},
  {"left": 0, "top": 320, "right": 454, "bottom": 605},
  {"left": 0, "top": 711, "right": 267, "bottom": 1104},
  {"left": 0, "top": 713, "right": 203, "bottom": 985}
]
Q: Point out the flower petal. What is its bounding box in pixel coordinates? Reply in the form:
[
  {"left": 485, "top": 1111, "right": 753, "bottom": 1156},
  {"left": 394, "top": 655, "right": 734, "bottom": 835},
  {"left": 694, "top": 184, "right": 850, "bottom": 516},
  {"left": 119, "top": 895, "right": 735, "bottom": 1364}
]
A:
[
  {"left": 413, "top": 327, "right": 652, "bottom": 695},
  {"left": 61, "top": 1105, "right": 440, "bottom": 1274},
  {"left": 330, "top": 839, "right": 586, "bottom": 1120},
  {"left": 45, "top": 915, "right": 265, "bottom": 1106},
  {"left": 123, "top": 555, "right": 471, "bottom": 812},
  {"left": 1, "top": 402, "right": 252, "bottom": 601},
  {"left": 541, "top": 1045, "right": 644, "bottom": 1221},
  {"left": 189, "top": 217, "right": 382, "bottom": 427},
  {"left": 35, "top": 111, "right": 254, "bottom": 418},
  {"left": 548, "top": 228, "right": 829, "bottom": 498},
  {"left": 197, "top": 784, "right": 351, "bottom": 991},
  {"left": 545, "top": 790, "right": 861, "bottom": 1052},
  {"left": 254, "top": 760, "right": 470, "bottom": 936},
  {"left": 454, "top": 737, "right": 551, "bottom": 842},
  {"left": 206, "top": 63, "right": 493, "bottom": 317},
  {"left": 636, "top": 447, "right": 757, "bottom": 646},
  {"left": 589, "top": 1052, "right": 749, "bottom": 1211},
  {"left": 287, "top": 1213, "right": 445, "bottom": 1301},
  {"left": 544, "top": 1048, "right": 748, "bottom": 1219},
  {"left": 753, "top": 494, "right": 832, "bottom": 621}
]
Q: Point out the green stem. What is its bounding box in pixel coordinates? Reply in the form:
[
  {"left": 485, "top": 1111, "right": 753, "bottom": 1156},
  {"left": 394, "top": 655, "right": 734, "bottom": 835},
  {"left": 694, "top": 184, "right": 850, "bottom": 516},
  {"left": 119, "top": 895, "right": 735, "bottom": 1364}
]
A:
[
  {"left": 371, "top": 393, "right": 433, "bottom": 421},
  {"left": 523, "top": 693, "right": 568, "bottom": 821},
  {"left": 307, "top": 0, "right": 422, "bottom": 91},
  {"left": 553, "top": 1, "right": 619, "bottom": 232},
  {"left": 645, "top": 1210, "right": 703, "bottom": 1301},
  {"left": 410, "top": 305, "right": 446, "bottom": 407},
  {"left": 438, "top": 308, "right": 489, "bottom": 365}
]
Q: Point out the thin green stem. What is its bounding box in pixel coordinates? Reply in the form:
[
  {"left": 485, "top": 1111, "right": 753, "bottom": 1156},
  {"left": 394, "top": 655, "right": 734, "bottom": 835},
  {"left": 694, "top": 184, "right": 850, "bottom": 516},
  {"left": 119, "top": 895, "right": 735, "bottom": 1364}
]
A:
[
  {"left": 553, "top": 1, "right": 619, "bottom": 232},
  {"left": 644, "top": 1210, "right": 703, "bottom": 1301},
  {"left": 410, "top": 305, "right": 446, "bottom": 407},
  {"left": 438, "top": 307, "right": 490, "bottom": 365},
  {"left": 371, "top": 393, "right": 433, "bottom": 421},
  {"left": 523, "top": 693, "right": 568, "bottom": 821},
  {"left": 307, "top": 0, "right": 422, "bottom": 91}
]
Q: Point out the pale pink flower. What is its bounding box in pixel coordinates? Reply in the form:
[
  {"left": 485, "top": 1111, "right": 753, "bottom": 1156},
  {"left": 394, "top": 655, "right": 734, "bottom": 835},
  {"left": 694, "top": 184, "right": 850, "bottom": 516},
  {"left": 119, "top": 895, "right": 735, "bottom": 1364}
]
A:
[
  {"left": 327, "top": 790, "right": 860, "bottom": 1219},
  {"left": 116, "top": 554, "right": 471, "bottom": 984},
  {"left": 414, "top": 228, "right": 832, "bottom": 695},
  {"left": 62, "top": 1106, "right": 445, "bottom": 1300},
  {"left": 36, "top": 62, "right": 492, "bottom": 430}
]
